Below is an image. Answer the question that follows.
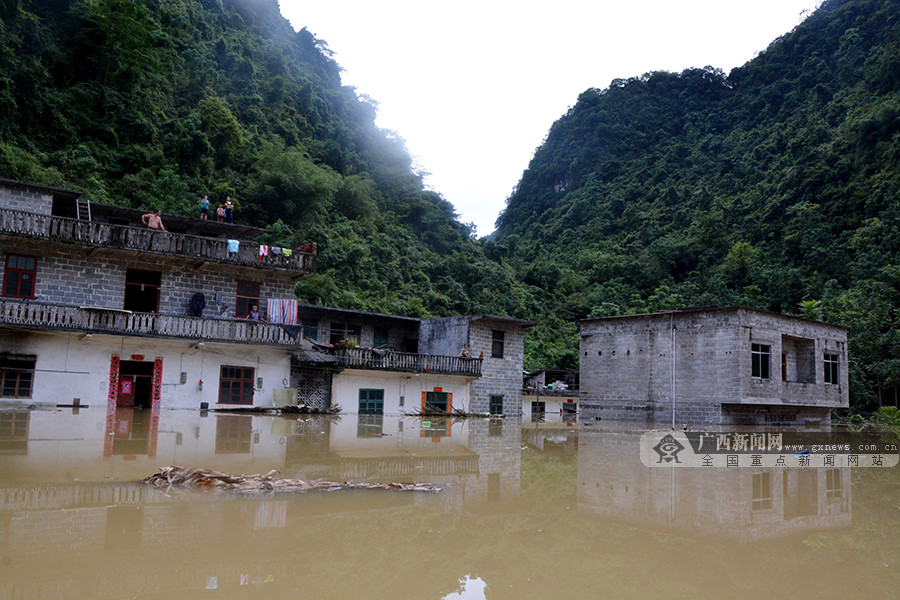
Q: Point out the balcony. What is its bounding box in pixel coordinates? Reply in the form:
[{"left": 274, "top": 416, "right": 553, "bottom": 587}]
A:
[
  {"left": 0, "top": 299, "right": 302, "bottom": 347},
  {"left": 0, "top": 208, "right": 315, "bottom": 275},
  {"left": 294, "top": 345, "right": 482, "bottom": 377}
]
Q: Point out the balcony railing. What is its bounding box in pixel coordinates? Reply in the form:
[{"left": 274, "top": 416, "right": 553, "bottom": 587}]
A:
[
  {"left": 0, "top": 299, "right": 302, "bottom": 347},
  {"left": 0, "top": 208, "right": 315, "bottom": 274},
  {"left": 296, "top": 345, "right": 482, "bottom": 377}
]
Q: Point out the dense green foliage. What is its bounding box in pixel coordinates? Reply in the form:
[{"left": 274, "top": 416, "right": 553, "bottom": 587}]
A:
[
  {"left": 494, "top": 0, "right": 900, "bottom": 411},
  {"left": 2, "top": 0, "right": 899, "bottom": 412},
  {"left": 0, "top": 0, "right": 521, "bottom": 318}
]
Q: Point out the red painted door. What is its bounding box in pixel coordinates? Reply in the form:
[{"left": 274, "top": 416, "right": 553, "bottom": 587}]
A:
[{"left": 117, "top": 376, "right": 135, "bottom": 408}]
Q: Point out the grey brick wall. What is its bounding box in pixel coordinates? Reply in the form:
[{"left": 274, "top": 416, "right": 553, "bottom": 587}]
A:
[
  {"left": 0, "top": 186, "right": 54, "bottom": 214},
  {"left": 0, "top": 239, "right": 295, "bottom": 319},
  {"left": 468, "top": 321, "right": 526, "bottom": 414}
]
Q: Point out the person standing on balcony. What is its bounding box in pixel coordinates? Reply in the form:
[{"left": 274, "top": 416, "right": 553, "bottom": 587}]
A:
[
  {"left": 142, "top": 210, "right": 166, "bottom": 231},
  {"left": 245, "top": 304, "right": 265, "bottom": 321},
  {"left": 224, "top": 197, "right": 234, "bottom": 224},
  {"left": 459, "top": 343, "right": 472, "bottom": 358},
  {"left": 216, "top": 203, "right": 225, "bottom": 222},
  {"left": 200, "top": 194, "right": 210, "bottom": 220}
]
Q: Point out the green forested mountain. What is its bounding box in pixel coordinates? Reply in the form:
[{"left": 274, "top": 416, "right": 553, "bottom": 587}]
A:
[
  {"left": 493, "top": 0, "right": 900, "bottom": 410},
  {"left": 1, "top": 0, "right": 898, "bottom": 411},
  {"left": 0, "top": 0, "right": 521, "bottom": 318}
]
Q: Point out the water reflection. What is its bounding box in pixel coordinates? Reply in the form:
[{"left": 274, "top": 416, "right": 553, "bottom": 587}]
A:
[
  {"left": 0, "top": 409, "right": 894, "bottom": 599},
  {"left": 577, "top": 428, "right": 852, "bottom": 540}
]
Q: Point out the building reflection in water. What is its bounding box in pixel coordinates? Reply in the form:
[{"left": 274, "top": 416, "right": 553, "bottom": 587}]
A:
[
  {"left": 0, "top": 411, "right": 861, "bottom": 599},
  {"left": 576, "top": 428, "right": 852, "bottom": 540}
]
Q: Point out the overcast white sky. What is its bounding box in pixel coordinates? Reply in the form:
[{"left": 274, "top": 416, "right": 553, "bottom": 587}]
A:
[{"left": 280, "top": 1, "right": 822, "bottom": 236}]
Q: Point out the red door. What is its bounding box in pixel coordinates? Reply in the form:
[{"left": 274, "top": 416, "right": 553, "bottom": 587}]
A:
[{"left": 117, "top": 376, "right": 135, "bottom": 408}]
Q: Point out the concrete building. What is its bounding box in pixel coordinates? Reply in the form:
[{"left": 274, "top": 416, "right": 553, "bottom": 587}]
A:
[
  {"left": 293, "top": 307, "right": 536, "bottom": 415},
  {"left": 579, "top": 307, "right": 849, "bottom": 426},
  {"left": 1, "top": 179, "right": 533, "bottom": 417}
]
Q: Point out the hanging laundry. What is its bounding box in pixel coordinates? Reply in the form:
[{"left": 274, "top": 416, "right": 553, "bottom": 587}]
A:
[
  {"left": 227, "top": 239, "right": 239, "bottom": 253},
  {"left": 266, "top": 299, "right": 298, "bottom": 325},
  {"left": 266, "top": 298, "right": 281, "bottom": 323},
  {"left": 258, "top": 244, "right": 269, "bottom": 258},
  {"left": 271, "top": 247, "right": 283, "bottom": 255},
  {"left": 282, "top": 248, "right": 292, "bottom": 257}
]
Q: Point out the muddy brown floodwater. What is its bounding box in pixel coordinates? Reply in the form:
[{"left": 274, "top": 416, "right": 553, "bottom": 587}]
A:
[{"left": 0, "top": 408, "right": 897, "bottom": 599}]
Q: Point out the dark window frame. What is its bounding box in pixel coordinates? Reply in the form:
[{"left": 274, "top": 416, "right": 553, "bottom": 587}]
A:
[
  {"left": 751, "top": 343, "right": 771, "bottom": 380},
  {"left": 489, "top": 394, "right": 504, "bottom": 415},
  {"left": 491, "top": 330, "right": 505, "bottom": 359},
  {"left": 3, "top": 254, "right": 37, "bottom": 299},
  {"left": 218, "top": 366, "right": 255, "bottom": 405},
  {"left": 358, "top": 388, "right": 384, "bottom": 414},
  {"left": 123, "top": 268, "right": 162, "bottom": 313},
  {"left": 235, "top": 280, "right": 261, "bottom": 319},
  {"left": 0, "top": 357, "right": 36, "bottom": 399},
  {"left": 824, "top": 353, "right": 839, "bottom": 385}
]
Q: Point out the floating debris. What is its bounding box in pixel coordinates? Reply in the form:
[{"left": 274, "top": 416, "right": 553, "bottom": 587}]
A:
[{"left": 143, "top": 466, "right": 441, "bottom": 494}]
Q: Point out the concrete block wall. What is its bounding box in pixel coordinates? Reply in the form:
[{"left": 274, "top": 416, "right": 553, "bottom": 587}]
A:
[
  {"left": 0, "top": 239, "right": 295, "bottom": 319},
  {"left": 468, "top": 321, "right": 526, "bottom": 414},
  {"left": 0, "top": 185, "right": 54, "bottom": 214},
  {"left": 580, "top": 308, "right": 849, "bottom": 426}
]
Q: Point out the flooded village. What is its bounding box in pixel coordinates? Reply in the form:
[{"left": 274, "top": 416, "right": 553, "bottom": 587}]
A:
[{"left": 1, "top": 179, "right": 898, "bottom": 599}]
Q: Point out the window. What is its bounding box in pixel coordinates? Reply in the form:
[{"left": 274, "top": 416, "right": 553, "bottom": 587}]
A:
[
  {"left": 531, "top": 401, "right": 545, "bottom": 422},
  {"left": 824, "top": 353, "right": 839, "bottom": 385},
  {"left": 329, "top": 322, "right": 361, "bottom": 345},
  {"left": 373, "top": 326, "right": 389, "bottom": 348},
  {"left": 3, "top": 255, "right": 37, "bottom": 298},
  {"left": 1, "top": 357, "right": 36, "bottom": 398},
  {"left": 301, "top": 318, "right": 318, "bottom": 341},
  {"left": 218, "top": 366, "right": 254, "bottom": 405},
  {"left": 489, "top": 394, "right": 504, "bottom": 415},
  {"left": 424, "top": 390, "right": 450, "bottom": 413},
  {"left": 825, "top": 468, "right": 842, "bottom": 498},
  {"left": 124, "top": 269, "right": 161, "bottom": 312},
  {"left": 491, "top": 330, "right": 505, "bottom": 359},
  {"left": 751, "top": 472, "right": 772, "bottom": 510},
  {"left": 751, "top": 343, "right": 771, "bottom": 379},
  {"left": 235, "top": 281, "right": 261, "bottom": 319},
  {"left": 358, "top": 389, "right": 384, "bottom": 414}
]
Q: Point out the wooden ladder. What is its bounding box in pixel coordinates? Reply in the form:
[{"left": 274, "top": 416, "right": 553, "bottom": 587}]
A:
[{"left": 76, "top": 198, "right": 91, "bottom": 221}]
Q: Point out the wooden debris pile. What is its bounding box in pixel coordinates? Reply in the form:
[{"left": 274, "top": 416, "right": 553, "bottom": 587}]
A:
[{"left": 143, "top": 466, "right": 441, "bottom": 494}]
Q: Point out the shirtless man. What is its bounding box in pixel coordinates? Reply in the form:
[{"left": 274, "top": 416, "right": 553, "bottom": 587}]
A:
[{"left": 142, "top": 210, "right": 166, "bottom": 231}]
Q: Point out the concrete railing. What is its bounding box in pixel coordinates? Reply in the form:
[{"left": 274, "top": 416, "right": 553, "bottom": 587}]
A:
[
  {"left": 0, "top": 208, "right": 316, "bottom": 273},
  {"left": 0, "top": 299, "right": 303, "bottom": 347},
  {"left": 297, "top": 345, "right": 482, "bottom": 377}
]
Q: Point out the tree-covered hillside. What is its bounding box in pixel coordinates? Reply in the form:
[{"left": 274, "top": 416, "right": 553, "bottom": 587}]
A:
[
  {"left": 493, "top": 0, "right": 900, "bottom": 410},
  {"left": 0, "top": 0, "right": 523, "bottom": 318}
]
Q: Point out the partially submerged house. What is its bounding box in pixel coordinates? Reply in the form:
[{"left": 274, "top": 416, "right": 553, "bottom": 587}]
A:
[
  {"left": 579, "top": 307, "right": 849, "bottom": 426},
  {"left": 292, "top": 305, "right": 536, "bottom": 415},
  {"left": 0, "top": 179, "right": 534, "bottom": 417},
  {"left": 522, "top": 368, "right": 579, "bottom": 422}
]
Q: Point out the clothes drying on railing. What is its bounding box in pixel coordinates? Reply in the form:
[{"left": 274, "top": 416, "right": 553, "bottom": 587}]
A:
[
  {"left": 258, "top": 244, "right": 269, "bottom": 258},
  {"left": 227, "top": 239, "right": 239, "bottom": 253},
  {"left": 266, "top": 299, "right": 298, "bottom": 325}
]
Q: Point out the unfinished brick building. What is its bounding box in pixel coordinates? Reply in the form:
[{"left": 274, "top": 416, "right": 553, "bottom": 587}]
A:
[{"left": 579, "top": 307, "right": 849, "bottom": 427}]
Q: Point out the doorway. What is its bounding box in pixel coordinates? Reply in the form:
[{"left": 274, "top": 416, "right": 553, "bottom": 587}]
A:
[{"left": 118, "top": 360, "right": 154, "bottom": 408}]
